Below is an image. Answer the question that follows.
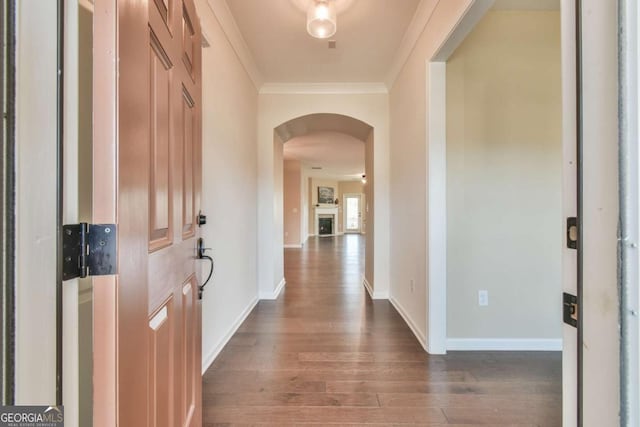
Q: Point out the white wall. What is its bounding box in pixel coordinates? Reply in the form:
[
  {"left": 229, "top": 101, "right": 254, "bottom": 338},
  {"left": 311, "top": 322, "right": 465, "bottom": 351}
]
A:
[
  {"left": 14, "top": 0, "right": 58, "bottom": 405},
  {"left": 301, "top": 169, "right": 311, "bottom": 241},
  {"left": 445, "top": 11, "right": 562, "bottom": 342},
  {"left": 195, "top": 0, "right": 259, "bottom": 371},
  {"left": 388, "top": 0, "right": 472, "bottom": 348},
  {"left": 364, "top": 130, "right": 375, "bottom": 289},
  {"left": 283, "top": 159, "right": 302, "bottom": 246},
  {"left": 258, "top": 92, "right": 390, "bottom": 297},
  {"left": 272, "top": 135, "right": 284, "bottom": 293}
]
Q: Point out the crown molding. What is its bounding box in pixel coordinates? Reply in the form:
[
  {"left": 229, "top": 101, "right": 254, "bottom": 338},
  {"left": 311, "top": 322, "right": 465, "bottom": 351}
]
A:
[
  {"left": 259, "top": 82, "right": 389, "bottom": 95},
  {"left": 205, "top": 0, "right": 264, "bottom": 90},
  {"left": 385, "top": 0, "right": 440, "bottom": 89}
]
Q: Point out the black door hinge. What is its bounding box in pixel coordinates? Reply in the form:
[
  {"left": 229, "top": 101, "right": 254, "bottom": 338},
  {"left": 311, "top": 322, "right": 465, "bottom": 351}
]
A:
[
  {"left": 62, "top": 223, "right": 117, "bottom": 281},
  {"left": 563, "top": 292, "right": 578, "bottom": 328},
  {"left": 566, "top": 217, "right": 578, "bottom": 249}
]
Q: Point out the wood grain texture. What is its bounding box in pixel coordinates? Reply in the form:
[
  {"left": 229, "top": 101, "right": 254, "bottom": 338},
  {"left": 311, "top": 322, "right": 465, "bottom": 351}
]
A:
[{"left": 202, "top": 235, "right": 561, "bottom": 426}]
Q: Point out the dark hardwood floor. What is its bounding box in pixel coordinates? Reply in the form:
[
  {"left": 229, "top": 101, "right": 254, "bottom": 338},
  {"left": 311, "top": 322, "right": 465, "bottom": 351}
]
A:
[{"left": 202, "top": 234, "right": 562, "bottom": 426}]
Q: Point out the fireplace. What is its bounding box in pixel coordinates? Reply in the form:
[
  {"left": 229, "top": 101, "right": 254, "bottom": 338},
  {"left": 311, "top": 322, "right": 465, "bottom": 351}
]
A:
[
  {"left": 318, "top": 216, "right": 334, "bottom": 235},
  {"left": 314, "top": 206, "right": 339, "bottom": 236}
]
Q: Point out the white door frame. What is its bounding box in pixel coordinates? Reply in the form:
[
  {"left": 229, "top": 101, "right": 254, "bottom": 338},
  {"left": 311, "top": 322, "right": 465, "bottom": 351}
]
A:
[
  {"left": 424, "top": 0, "right": 493, "bottom": 356},
  {"left": 619, "top": 0, "right": 640, "bottom": 425},
  {"left": 425, "top": 0, "right": 577, "bottom": 420},
  {"left": 619, "top": 1, "right": 640, "bottom": 424},
  {"left": 343, "top": 193, "right": 363, "bottom": 233}
]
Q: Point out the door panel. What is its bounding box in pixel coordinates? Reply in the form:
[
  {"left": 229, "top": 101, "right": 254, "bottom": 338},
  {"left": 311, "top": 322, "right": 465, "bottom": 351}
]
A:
[
  {"left": 149, "top": 35, "right": 173, "bottom": 250},
  {"left": 182, "top": 4, "right": 195, "bottom": 79},
  {"left": 182, "top": 90, "right": 195, "bottom": 237},
  {"left": 153, "top": 0, "right": 171, "bottom": 26},
  {"left": 93, "top": 0, "right": 202, "bottom": 425},
  {"left": 181, "top": 276, "right": 198, "bottom": 426},
  {"left": 148, "top": 301, "right": 175, "bottom": 427}
]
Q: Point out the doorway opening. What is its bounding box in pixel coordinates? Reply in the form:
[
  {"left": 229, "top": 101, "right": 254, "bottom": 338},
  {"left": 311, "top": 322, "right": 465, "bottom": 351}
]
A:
[
  {"left": 344, "top": 193, "right": 363, "bottom": 233},
  {"left": 426, "top": 0, "right": 565, "bottom": 421},
  {"left": 273, "top": 113, "right": 375, "bottom": 298}
]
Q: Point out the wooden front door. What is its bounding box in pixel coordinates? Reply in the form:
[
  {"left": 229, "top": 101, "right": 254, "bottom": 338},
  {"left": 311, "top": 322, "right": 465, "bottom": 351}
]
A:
[{"left": 93, "top": 0, "right": 202, "bottom": 426}]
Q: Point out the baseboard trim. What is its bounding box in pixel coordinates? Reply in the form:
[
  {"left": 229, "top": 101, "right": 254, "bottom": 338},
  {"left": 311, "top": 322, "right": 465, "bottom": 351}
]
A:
[
  {"left": 362, "top": 276, "right": 374, "bottom": 298},
  {"left": 446, "top": 338, "right": 563, "bottom": 351},
  {"left": 284, "top": 244, "right": 302, "bottom": 249},
  {"left": 259, "top": 277, "right": 286, "bottom": 300},
  {"left": 274, "top": 277, "right": 286, "bottom": 298},
  {"left": 389, "top": 296, "right": 428, "bottom": 352},
  {"left": 201, "top": 296, "right": 258, "bottom": 374},
  {"left": 362, "top": 276, "right": 388, "bottom": 299}
]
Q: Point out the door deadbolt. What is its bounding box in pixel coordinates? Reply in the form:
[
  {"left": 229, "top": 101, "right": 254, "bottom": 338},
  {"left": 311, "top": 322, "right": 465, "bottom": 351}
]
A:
[{"left": 197, "top": 210, "right": 207, "bottom": 227}]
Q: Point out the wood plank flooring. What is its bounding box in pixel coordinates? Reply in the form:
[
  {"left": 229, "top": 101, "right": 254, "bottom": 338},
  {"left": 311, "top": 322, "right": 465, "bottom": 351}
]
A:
[{"left": 202, "top": 235, "right": 562, "bottom": 426}]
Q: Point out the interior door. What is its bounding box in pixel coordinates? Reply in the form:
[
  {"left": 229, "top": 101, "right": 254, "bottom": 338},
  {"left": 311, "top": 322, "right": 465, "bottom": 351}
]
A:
[
  {"left": 344, "top": 194, "right": 362, "bottom": 233},
  {"left": 92, "top": 0, "right": 203, "bottom": 426}
]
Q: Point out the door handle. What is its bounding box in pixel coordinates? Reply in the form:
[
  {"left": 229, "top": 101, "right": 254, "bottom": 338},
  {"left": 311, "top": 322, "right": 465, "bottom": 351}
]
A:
[{"left": 197, "top": 237, "right": 214, "bottom": 299}]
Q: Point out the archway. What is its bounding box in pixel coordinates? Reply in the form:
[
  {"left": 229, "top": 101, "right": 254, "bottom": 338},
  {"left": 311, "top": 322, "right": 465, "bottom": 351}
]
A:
[
  {"left": 256, "top": 92, "right": 390, "bottom": 302},
  {"left": 260, "top": 112, "right": 379, "bottom": 300}
]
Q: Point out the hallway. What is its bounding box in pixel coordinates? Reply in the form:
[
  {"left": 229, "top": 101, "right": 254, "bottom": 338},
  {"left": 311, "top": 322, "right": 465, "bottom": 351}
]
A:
[{"left": 202, "top": 235, "right": 562, "bottom": 425}]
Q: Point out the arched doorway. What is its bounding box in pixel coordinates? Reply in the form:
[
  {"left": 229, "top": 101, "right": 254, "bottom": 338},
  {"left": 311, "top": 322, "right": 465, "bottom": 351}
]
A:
[{"left": 262, "top": 113, "right": 377, "bottom": 300}]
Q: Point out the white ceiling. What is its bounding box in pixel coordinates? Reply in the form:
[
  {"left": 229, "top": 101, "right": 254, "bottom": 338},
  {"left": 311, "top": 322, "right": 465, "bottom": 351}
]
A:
[
  {"left": 224, "top": 0, "right": 421, "bottom": 83},
  {"left": 284, "top": 131, "right": 365, "bottom": 180},
  {"left": 219, "top": 0, "right": 559, "bottom": 178},
  {"left": 279, "top": 113, "right": 370, "bottom": 180}
]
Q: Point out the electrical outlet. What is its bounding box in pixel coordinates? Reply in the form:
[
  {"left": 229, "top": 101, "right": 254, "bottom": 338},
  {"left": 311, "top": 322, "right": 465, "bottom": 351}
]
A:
[
  {"left": 410, "top": 279, "right": 415, "bottom": 293},
  {"left": 478, "top": 290, "right": 489, "bottom": 306}
]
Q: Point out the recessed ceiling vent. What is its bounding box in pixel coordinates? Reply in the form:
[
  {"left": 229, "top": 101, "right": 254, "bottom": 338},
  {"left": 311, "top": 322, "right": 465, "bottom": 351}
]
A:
[
  {"left": 328, "top": 40, "right": 337, "bottom": 49},
  {"left": 312, "top": 166, "right": 323, "bottom": 170}
]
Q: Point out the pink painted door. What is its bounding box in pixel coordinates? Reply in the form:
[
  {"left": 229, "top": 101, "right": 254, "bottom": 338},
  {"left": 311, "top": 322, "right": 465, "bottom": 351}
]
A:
[{"left": 92, "top": 0, "right": 203, "bottom": 425}]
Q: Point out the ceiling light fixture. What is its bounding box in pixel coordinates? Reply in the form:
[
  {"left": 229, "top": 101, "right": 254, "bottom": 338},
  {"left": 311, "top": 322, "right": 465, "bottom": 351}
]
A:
[{"left": 307, "top": 0, "right": 337, "bottom": 39}]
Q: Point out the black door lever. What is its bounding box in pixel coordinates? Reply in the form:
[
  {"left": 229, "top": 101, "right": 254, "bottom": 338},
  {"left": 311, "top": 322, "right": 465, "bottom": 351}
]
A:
[
  {"left": 197, "top": 237, "right": 211, "bottom": 259},
  {"left": 197, "top": 237, "right": 214, "bottom": 299}
]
